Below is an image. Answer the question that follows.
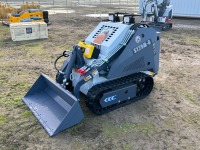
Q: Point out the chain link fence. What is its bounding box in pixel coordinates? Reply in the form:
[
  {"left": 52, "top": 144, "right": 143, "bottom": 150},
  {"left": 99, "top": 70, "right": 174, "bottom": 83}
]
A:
[
  {"left": 2, "top": 0, "right": 139, "bottom": 14},
  {"left": 2, "top": 0, "right": 139, "bottom": 7},
  {"left": 77, "top": 0, "right": 139, "bottom": 6}
]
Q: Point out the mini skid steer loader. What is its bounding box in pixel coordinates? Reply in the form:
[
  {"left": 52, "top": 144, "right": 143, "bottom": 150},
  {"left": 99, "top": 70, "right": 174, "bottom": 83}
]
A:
[{"left": 23, "top": 13, "right": 161, "bottom": 136}]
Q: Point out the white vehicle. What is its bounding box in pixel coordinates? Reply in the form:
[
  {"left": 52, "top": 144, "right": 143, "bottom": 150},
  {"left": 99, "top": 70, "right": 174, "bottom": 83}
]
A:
[{"left": 140, "top": 0, "right": 173, "bottom": 30}]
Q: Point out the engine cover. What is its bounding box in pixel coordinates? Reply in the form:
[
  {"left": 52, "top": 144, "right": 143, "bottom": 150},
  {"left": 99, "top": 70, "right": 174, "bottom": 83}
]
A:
[{"left": 85, "top": 22, "right": 130, "bottom": 56}]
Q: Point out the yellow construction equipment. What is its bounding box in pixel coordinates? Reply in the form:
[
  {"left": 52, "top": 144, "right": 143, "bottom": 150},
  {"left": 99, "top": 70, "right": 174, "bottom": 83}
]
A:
[
  {"left": 0, "top": 1, "right": 47, "bottom": 23},
  {"left": 9, "top": 9, "right": 49, "bottom": 23}
]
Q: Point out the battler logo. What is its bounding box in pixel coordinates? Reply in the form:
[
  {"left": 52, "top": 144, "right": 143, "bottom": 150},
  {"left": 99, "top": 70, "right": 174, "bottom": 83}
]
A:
[
  {"left": 104, "top": 95, "right": 117, "bottom": 102},
  {"left": 133, "top": 39, "right": 151, "bottom": 54}
]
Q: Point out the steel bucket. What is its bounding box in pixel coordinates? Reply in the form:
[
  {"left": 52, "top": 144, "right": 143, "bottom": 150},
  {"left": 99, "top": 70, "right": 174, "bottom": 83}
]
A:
[{"left": 22, "top": 74, "right": 84, "bottom": 136}]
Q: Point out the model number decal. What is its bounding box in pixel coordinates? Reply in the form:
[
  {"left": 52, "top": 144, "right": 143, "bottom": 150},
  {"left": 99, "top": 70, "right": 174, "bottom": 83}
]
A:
[
  {"left": 133, "top": 40, "right": 151, "bottom": 54},
  {"left": 104, "top": 95, "right": 117, "bottom": 102}
]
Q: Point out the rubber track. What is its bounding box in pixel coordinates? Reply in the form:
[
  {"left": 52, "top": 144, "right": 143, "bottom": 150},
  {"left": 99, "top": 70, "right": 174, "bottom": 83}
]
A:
[{"left": 85, "top": 72, "right": 154, "bottom": 115}]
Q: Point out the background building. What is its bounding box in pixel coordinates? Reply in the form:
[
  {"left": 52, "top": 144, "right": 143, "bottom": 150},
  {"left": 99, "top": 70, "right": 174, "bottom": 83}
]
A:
[{"left": 171, "top": 0, "right": 200, "bottom": 17}]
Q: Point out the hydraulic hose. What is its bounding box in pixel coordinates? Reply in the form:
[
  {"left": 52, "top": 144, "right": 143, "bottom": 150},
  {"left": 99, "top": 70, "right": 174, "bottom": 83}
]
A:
[{"left": 54, "top": 50, "right": 70, "bottom": 72}]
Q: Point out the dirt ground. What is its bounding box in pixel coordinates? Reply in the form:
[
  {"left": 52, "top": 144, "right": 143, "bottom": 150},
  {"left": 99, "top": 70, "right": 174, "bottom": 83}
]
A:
[{"left": 0, "top": 6, "right": 200, "bottom": 150}]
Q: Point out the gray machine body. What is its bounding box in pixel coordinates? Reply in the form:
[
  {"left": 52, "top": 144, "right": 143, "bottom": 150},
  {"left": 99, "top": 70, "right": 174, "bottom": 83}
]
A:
[
  {"left": 22, "top": 21, "right": 160, "bottom": 136},
  {"left": 70, "top": 22, "right": 160, "bottom": 95},
  {"left": 107, "top": 27, "right": 160, "bottom": 79}
]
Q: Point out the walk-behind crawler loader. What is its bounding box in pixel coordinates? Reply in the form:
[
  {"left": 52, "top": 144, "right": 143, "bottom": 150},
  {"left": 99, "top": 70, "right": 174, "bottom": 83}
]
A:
[{"left": 23, "top": 13, "right": 161, "bottom": 136}]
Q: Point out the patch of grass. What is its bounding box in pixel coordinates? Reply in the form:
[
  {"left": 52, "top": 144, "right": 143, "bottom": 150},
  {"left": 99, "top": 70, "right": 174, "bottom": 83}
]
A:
[
  {"left": 185, "top": 94, "right": 199, "bottom": 105},
  {"left": 137, "top": 123, "right": 156, "bottom": 135},
  {"left": 14, "top": 97, "right": 21, "bottom": 101},
  {"left": 12, "top": 82, "right": 31, "bottom": 91},
  {"left": 0, "top": 94, "right": 23, "bottom": 107},
  {"left": 0, "top": 25, "right": 9, "bottom": 39},
  {"left": 0, "top": 50, "right": 7, "bottom": 58},
  {"left": 102, "top": 123, "right": 127, "bottom": 137},
  {"left": 58, "top": 43, "right": 69, "bottom": 49},
  {"left": 0, "top": 115, "right": 8, "bottom": 125},
  {"left": 0, "top": 94, "right": 9, "bottom": 106},
  {"left": 186, "top": 37, "right": 200, "bottom": 45},
  {"left": 188, "top": 114, "right": 200, "bottom": 124},
  {"left": 162, "top": 32, "right": 200, "bottom": 46},
  {"left": 102, "top": 122, "right": 156, "bottom": 138},
  {"left": 0, "top": 79, "right": 3, "bottom": 84},
  {"left": 122, "top": 143, "right": 132, "bottom": 150},
  {"left": 183, "top": 113, "right": 200, "bottom": 125},
  {"left": 67, "top": 121, "right": 85, "bottom": 135},
  {"left": 0, "top": 61, "right": 11, "bottom": 67},
  {"left": 25, "top": 43, "right": 45, "bottom": 57},
  {"left": 71, "top": 139, "right": 88, "bottom": 150},
  {"left": 162, "top": 31, "right": 173, "bottom": 38},
  {"left": 163, "top": 118, "right": 174, "bottom": 126},
  {"left": 162, "top": 30, "right": 185, "bottom": 41},
  {"left": 22, "top": 111, "right": 32, "bottom": 118}
]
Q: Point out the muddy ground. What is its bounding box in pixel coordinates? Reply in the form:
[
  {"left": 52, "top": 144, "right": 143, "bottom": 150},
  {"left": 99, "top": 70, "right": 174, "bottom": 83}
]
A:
[{"left": 0, "top": 6, "right": 200, "bottom": 150}]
